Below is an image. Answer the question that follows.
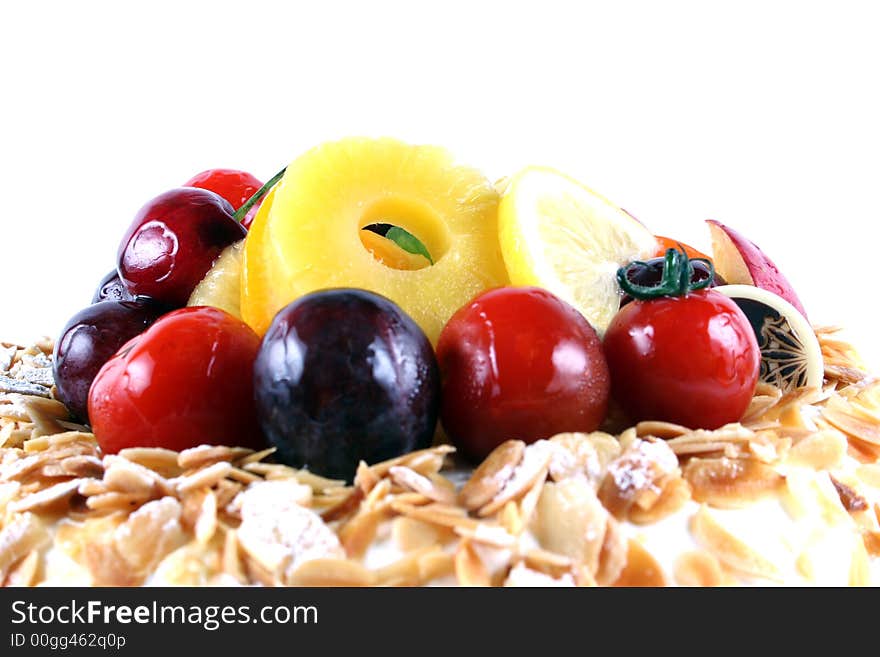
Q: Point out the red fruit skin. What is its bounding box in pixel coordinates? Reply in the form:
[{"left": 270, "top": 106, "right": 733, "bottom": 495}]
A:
[
  {"left": 603, "top": 290, "right": 760, "bottom": 430},
  {"left": 88, "top": 307, "right": 265, "bottom": 454},
  {"left": 117, "top": 188, "right": 246, "bottom": 307},
  {"left": 706, "top": 219, "right": 808, "bottom": 318},
  {"left": 184, "top": 168, "right": 263, "bottom": 210},
  {"left": 436, "top": 286, "right": 610, "bottom": 462},
  {"left": 184, "top": 168, "right": 264, "bottom": 229}
]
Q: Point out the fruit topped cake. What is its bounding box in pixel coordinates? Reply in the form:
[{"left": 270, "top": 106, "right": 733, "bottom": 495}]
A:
[{"left": 1, "top": 138, "right": 878, "bottom": 587}]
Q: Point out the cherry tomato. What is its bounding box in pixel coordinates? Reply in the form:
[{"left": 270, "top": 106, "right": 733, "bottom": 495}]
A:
[
  {"left": 603, "top": 289, "right": 760, "bottom": 429},
  {"left": 436, "top": 286, "right": 610, "bottom": 462},
  {"left": 184, "top": 168, "right": 264, "bottom": 228},
  {"left": 88, "top": 306, "right": 265, "bottom": 453}
]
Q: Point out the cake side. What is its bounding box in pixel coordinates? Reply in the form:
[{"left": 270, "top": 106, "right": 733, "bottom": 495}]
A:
[{"left": 1, "top": 327, "right": 879, "bottom": 587}]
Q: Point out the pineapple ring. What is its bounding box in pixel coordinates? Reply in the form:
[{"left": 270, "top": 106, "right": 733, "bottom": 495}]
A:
[{"left": 241, "top": 138, "right": 509, "bottom": 343}]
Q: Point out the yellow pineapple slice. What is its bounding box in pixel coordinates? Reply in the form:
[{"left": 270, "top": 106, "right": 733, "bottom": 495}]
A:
[{"left": 240, "top": 137, "right": 509, "bottom": 342}]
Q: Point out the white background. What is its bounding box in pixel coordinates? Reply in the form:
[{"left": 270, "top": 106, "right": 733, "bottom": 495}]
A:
[{"left": 2, "top": 1, "right": 879, "bottom": 367}]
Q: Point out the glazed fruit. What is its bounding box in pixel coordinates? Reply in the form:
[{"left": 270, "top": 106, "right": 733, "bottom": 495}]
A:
[
  {"left": 91, "top": 270, "right": 139, "bottom": 304},
  {"left": 707, "top": 220, "right": 807, "bottom": 318},
  {"left": 620, "top": 256, "right": 725, "bottom": 305},
  {"left": 604, "top": 250, "right": 760, "bottom": 429},
  {"left": 184, "top": 168, "right": 264, "bottom": 229},
  {"left": 117, "top": 188, "right": 246, "bottom": 307},
  {"left": 187, "top": 240, "right": 244, "bottom": 319},
  {"left": 498, "top": 166, "right": 658, "bottom": 334},
  {"left": 53, "top": 300, "right": 164, "bottom": 423},
  {"left": 436, "top": 286, "right": 610, "bottom": 462},
  {"left": 253, "top": 289, "right": 440, "bottom": 481},
  {"left": 240, "top": 137, "right": 509, "bottom": 342},
  {"left": 88, "top": 306, "right": 264, "bottom": 453}
]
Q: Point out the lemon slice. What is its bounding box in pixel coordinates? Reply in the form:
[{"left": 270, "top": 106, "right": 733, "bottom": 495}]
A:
[{"left": 498, "top": 166, "right": 658, "bottom": 333}]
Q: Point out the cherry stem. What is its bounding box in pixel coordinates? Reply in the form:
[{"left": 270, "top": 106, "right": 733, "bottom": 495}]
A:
[
  {"left": 232, "top": 166, "right": 286, "bottom": 223},
  {"left": 617, "top": 247, "right": 715, "bottom": 300}
]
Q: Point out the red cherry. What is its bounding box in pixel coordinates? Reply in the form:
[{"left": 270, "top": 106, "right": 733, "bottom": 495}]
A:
[
  {"left": 117, "top": 188, "right": 246, "bottom": 307},
  {"left": 88, "top": 307, "right": 265, "bottom": 453},
  {"left": 436, "top": 286, "right": 610, "bottom": 462},
  {"left": 184, "top": 168, "right": 264, "bottom": 229}
]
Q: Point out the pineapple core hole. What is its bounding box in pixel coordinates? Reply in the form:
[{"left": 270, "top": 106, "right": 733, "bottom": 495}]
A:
[{"left": 359, "top": 198, "right": 451, "bottom": 271}]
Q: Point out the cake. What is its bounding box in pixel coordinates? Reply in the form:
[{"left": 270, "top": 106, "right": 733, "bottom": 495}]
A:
[
  {"left": 1, "top": 327, "right": 878, "bottom": 586},
  {"left": 3, "top": 137, "right": 878, "bottom": 587}
]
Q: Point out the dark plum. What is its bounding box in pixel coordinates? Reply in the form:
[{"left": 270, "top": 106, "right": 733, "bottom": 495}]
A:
[
  {"left": 91, "top": 270, "right": 139, "bottom": 304},
  {"left": 620, "top": 257, "right": 725, "bottom": 305},
  {"left": 117, "top": 187, "right": 246, "bottom": 307},
  {"left": 254, "top": 288, "right": 440, "bottom": 481},
  {"left": 53, "top": 300, "right": 165, "bottom": 423}
]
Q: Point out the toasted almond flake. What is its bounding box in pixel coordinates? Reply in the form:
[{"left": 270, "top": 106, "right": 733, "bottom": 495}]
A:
[
  {"left": 289, "top": 469, "right": 346, "bottom": 492},
  {"left": 194, "top": 490, "right": 218, "bottom": 545},
  {"left": 636, "top": 421, "right": 690, "bottom": 439},
  {"left": 392, "top": 516, "right": 441, "bottom": 552},
  {"left": 674, "top": 550, "right": 725, "bottom": 587},
  {"left": 598, "top": 438, "right": 679, "bottom": 518},
  {"left": 113, "top": 497, "right": 186, "bottom": 575},
  {"left": 829, "top": 475, "right": 868, "bottom": 512},
  {"left": 459, "top": 440, "right": 524, "bottom": 511},
  {"left": 374, "top": 547, "right": 438, "bottom": 586},
  {"left": 9, "top": 478, "right": 86, "bottom": 513},
  {"left": 176, "top": 461, "right": 233, "bottom": 493},
  {"left": 339, "top": 508, "right": 387, "bottom": 559},
  {"left": 103, "top": 455, "right": 161, "bottom": 497},
  {"left": 222, "top": 528, "right": 244, "bottom": 582},
  {"left": 355, "top": 460, "right": 380, "bottom": 494},
  {"left": 455, "top": 540, "right": 491, "bottom": 587},
  {"left": 236, "top": 480, "right": 342, "bottom": 583},
  {"left": 289, "top": 558, "right": 376, "bottom": 587},
  {"left": 531, "top": 478, "right": 607, "bottom": 574},
  {"left": 479, "top": 441, "right": 552, "bottom": 517},
  {"left": 226, "top": 467, "right": 261, "bottom": 485},
  {"left": 402, "top": 447, "right": 454, "bottom": 476},
  {"left": 418, "top": 550, "right": 455, "bottom": 583},
  {"left": 690, "top": 505, "right": 781, "bottom": 582},
  {"left": 4, "top": 549, "right": 40, "bottom": 587},
  {"left": 86, "top": 491, "right": 150, "bottom": 512},
  {"left": 787, "top": 429, "right": 847, "bottom": 469},
  {"left": 0, "top": 513, "right": 49, "bottom": 581},
  {"left": 77, "top": 479, "right": 108, "bottom": 497},
  {"left": 862, "top": 530, "right": 880, "bottom": 557},
  {"left": 1, "top": 452, "right": 49, "bottom": 482},
  {"left": 59, "top": 455, "right": 103, "bottom": 478},
  {"left": 367, "top": 446, "right": 455, "bottom": 481},
  {"left": 236, "top": 446, "right": 276, "bottom": 465},
  {"left": 389, "top": 466, "right": 455, "bottom": 504},
  {"left": 118, "top": 447, "right": 182, "bottom": 477},
  {"left": 595, "top": 517, "right": 628, "bottom": 585},
  {"left": 391, "top": 501, "right": 479, "bottom": 532},
  {"left": 504, "top": 562, "right": 575, "bottom": 587},
  {"left": 499, "top": 500, "right": 522, "bottom": 536},
  {"left": 455, "top": 522, "right": 517, "bottom": 549},
  {"left": 213, "top": 479, "right": 244, "bottom": 512},
  {"left": 178, "top": 445, "right": 253, "bottom": 470},
  {"left": 683, "top": 457, "right": 784, "bottom": 509},
  {"left": 822, "top": 407, "right": 880, "bottom": 446},
  {"left": 629, "top": 475, "right": 691, "bottom": 525},
  {"left": 524, "top": 548, "right": 573, "bottom": 573},
  {"left": 320, "top": 487, "right": 364, "bottom": 522}
]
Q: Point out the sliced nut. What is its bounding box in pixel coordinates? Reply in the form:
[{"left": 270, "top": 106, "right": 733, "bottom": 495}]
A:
[
  {"left": 689, "top": 505, "right": 781, "bottom": 582},
  {"left": 459, "top": 440, "right": 524, "bottom": 511},
  {"left": 683, "top": 457, "right": 784, "bottom": 508}
]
